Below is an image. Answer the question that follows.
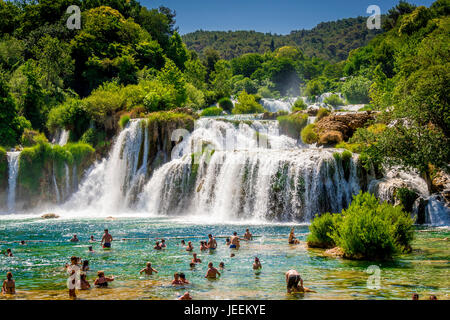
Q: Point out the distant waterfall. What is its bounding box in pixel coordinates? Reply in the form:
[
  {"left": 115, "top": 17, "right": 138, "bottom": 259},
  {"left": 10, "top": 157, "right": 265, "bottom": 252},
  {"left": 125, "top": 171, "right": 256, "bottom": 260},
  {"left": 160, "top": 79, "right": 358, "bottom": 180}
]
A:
[
  {"left": 6, "top": 151, "right": 20, "bottom": 212},
  {"left": 260, "top": 98, "right": 298, "bottom": 113},
  {"left": 52, "top": 129, "right": 70, "bottom": 146}
]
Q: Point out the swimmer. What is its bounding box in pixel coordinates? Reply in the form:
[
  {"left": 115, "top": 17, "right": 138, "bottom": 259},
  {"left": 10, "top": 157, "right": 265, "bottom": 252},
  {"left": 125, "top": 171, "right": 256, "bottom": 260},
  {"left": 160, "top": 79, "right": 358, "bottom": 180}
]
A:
[
  {"left": 160, "top": 239, "right": 166, "bottom": 248},
  {"left": 253, "top": 257, "right": 262, "bottom": 270},
  {"left": 88, "top": 246, "right": 94, "bottom": 252},
  {"left": 80, "top": 273, "right": 90, "bottom": 290},
  {"left": 4, "top": 249, "right": 13, "bottom": 257},
  {"left": 178, "top": 291, "right": 192, "bottom": 300},
  {"left": 285, "top": 269, "right": 315, "bottom": 294},
  {"left": 172, "top": 273, "right": 183, "bottom": 285},
  {"left": 179, "top": 273, "right": 190, "bottom": 284},
  {"left": 189, "top": 262, "right": 196, "bottom": 269},
  {"left": 205, "top": 262, "right": 221, "bottom": 279},
  {"left": 219, "top": 262, "right": 225, "bottom": 269},
  {"left": 181, "top": 240, "right": 186, "bottom": 246},
  {"left": 207, "top": 234, "right": 217, "bottom": 250},
  {"left": 154, "top": 241, "right": 162, "bottom": 250},
  {"left": 230, "top": 253, "right": 235, "bottom": 258},
  {"left": 243, "top": 229, "right": 253, "bottom": 241},
  {"left": 2, "top": 272, "right": 15, "bottom": 294},
  {"left": 82, "top": 260, "right": 89, "bottom": 272},
  {"left": 225, "top": 238, "right": 231, "bottom": 246},
  {"left": 140, "top": 262, "right": 158, "bottom": 275},
  {"left": 229, "top": 232, "right": 240, "bottom": 249},
  {"left": 412, "top": 293, "right": 419, "bottom": 300},
  {"left": 94, "top": 271, "right": 114, "bottom": 288},
  {"left": 200, "top": 241, "right": 208, "bottom": 251},
  {"left": 89, "top": 235, "right": 95, "bottom": 243},
  {"left": 70, "top": 234, "right": 79, "bottom": 242},
  {"left": 288, "top": 228, "right": 300, "bottom": 245},
  {"left": 186, "top": 241, "right": 193, "bottom": 252},
  {"left": 101, "top": 229, "right": 113, "bottom": 248},
  {"left": 429, "top": 295, "right": 438, "bottom": 300},
  {"left": 20, "top": 240, "right": 26, "bottom": 245},
  {"left": 191, "top": 253, "right": 202, "bottom": 264}
]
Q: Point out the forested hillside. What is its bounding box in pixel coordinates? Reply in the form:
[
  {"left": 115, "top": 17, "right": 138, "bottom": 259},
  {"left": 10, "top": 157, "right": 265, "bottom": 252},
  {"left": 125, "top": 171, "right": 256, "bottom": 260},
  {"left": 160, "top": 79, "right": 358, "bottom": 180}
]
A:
[{"left": 182, "top": 17, "right": 382, "bottom": 62}]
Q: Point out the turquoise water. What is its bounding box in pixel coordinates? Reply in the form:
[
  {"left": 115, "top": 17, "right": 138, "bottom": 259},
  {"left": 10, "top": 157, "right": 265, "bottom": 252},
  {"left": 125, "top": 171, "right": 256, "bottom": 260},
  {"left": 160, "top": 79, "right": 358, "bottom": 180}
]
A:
[{"left": 0, "top": 216, "right": 448, "bottom": 300}]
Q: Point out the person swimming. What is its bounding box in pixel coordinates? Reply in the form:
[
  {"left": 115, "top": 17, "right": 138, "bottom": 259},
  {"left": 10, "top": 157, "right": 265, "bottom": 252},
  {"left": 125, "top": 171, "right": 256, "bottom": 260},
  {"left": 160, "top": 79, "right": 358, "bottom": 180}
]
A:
[
  {"left": 88, "top": 246, "right": 94, "bottom": 253},
  {"left": 186, "top": 241, "right": 193, "bottom": 252},
  {"left": 243, "top": 229, "right": 253, "bottom": 241},
  {"left": 225, "top": 238, "right": 231, "bottom": 246},
  {"left": 4, "top": 249, "right": 13, "bottom": 257},
  {"left": 219, "top": 262, "right": 225, "bottom": 269},
  {"left": 412, "top": 293, "right": 419, "bottom": 300},
  {"left": 288, "top": 228, "right": 300, "bottom": 245},
  {"left": 180, "top": 240, "right": 186, "bottom": 246},
  {"left": 285, "top": 269, "right": 315, "bottom": 294},
  {"left": 178, "top": 291, "right": 192, "bottom": 300},
  {"left": 179, "top": 273, "right": 189, "bottom": 284},
  {"left": 80, "top": 273, "right": 90, "bottom": 290},
  {"left": 229, "top": 232, "right": 240, "bottom": 249},
  {"left": 82, "top": 260, "right": 89, "bottom": 272},
  {"left": 205, "top": 262, "right": 221, "bottom": 279},
  {"left": 154, "top": 241, "right": 162, "bottom": 250},
  {"left": 207, "top": 234, "right": 217, "bottom": 250},
  {"left": 2, "top": 272, "right": 15, "bottom": 294},
  {"left": 160, "top": 239, "right": 166, "bottom": 248},
  {"left": 94, "top": 271, "right": 114, "bottom": 288},
  {"left": 253, "top": 257, "right": 262, "bottom": 270},
  {"left": 89, "top": 235, "right": 95, "bottom": 243},
  {"left": 140, "top": 262, "right": 158, "bottom": 275},
  {"left": 172, "top": 273, "right": 183, "bottom": 285},
  {"left": 189, "top": 262, "right": 196, "bottom": 269},
  {"left": 70, "top": 234, "right": 79, "bottom": 242},
  {"left": 101, "top": 229, "right": 113, "bottom": 248},
  {"left": 191, "top": 253, "right": 202, "bottom": 264},
  {"left": 199, "top": 241, "right": 208, "bottom": 251},
  {"left": 20, "top": 240, "right": 26, "bottom": 245},
  {"left": 429, "top": 295, "right": 438, "bottom": 300}
]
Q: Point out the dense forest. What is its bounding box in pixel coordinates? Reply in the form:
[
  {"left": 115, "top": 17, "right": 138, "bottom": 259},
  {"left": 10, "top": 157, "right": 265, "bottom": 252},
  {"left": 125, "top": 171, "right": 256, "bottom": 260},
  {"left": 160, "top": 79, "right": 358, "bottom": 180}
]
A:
[
  {"left": 0, "top": 0, "right": 448, "bottom": 196},
  {"left": 182, "top": 17, "right": 382, "bottom": 62}
]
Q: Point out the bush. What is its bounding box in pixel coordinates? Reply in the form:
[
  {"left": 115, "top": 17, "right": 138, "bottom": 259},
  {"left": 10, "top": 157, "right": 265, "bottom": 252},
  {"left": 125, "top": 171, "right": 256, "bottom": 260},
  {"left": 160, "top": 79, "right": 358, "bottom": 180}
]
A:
[
  {"left": 0, "top": 147, "right": 7, "bottom": 188},
  {"left": 292, "top": 98, "right": 307, "bottom": 111},
  {"left": 20, "top": 129, "right": 48, "bottom": 147},
  {"left": 316, "top": 108, "right": 331, "bottom": 121},
  {"left": 201, "top": 107, "right": 224, "bottom": 117},
  {"left": 319, "top": 130, "right": 343, "bottom": 145},
  {"left": 119, "top": 114, "right": 131, "bottom": 129},
  {"left": 395, "top": 188, "right": 418, "bottom": 213},
  {"left": 277, "top": 113, "right": 309, "bottom": 139},
  {"left": 218, "top": 97, "right": 234, "bottom": 113},
  {"left": 329, "top": 192, "right": 415, "bottom": 260},
  {"left": 47, "top": 99, "right": 91, "bottom": 141},
  {"left": 185, "top": 83, "right": 205, "bottom": 110},
  {"left": 324, "top": 94, "right": 345, "bottom": 107},
  {"left": 307, "top": 213, "right": 342, "bottom": 248},
  {"left": 301, "top": 124, "right": 318, "bottom": 144},
  {"left": 147, "top": 111, "right": 196, "bottom": 132},
  {"left": 341, "top": 76, "right": 372, "bottom": 104},
  {"left": 232, "top": 90, "right": 266, "bottom": 114}
]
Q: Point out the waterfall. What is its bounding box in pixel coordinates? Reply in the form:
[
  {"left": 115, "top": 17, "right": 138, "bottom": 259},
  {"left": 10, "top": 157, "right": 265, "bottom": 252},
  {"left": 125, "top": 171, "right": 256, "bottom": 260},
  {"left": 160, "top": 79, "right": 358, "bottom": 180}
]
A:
[
  {"left": 425, "top": 196, "right": 450, "bottom": 226},
  {"left": 52, "top": 129, "right": 70, "bottom": 146},
  {"left": 260, "top": 97, "right": 298, "bottom": 113},
  {"left": 52, "top": 167, "right": 61, "bottom": 204},
  {"left": 64, "top": 163, "right": 70, "bottom": 201},
  {"left": 6, "top": 151, "right": 20, "bottom": 212}
]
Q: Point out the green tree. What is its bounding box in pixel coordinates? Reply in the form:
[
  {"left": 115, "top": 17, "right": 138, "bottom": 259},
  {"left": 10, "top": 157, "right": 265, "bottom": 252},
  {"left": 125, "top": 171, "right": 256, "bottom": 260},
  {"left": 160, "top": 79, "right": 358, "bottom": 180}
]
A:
[
  {"left": 210, "top": 60, "right": 232, "bottom": 99},
  {"left": 22, "top": 61, "right": 47, "bottom": 131},
  {"left": 167, "top": 32, "right": 189, "bottom": 71},
  {"left": 157, "top": 59, "right": 187, "bottom": 106},
  {"left": 232, "top": 90, "right": 265, "bottom": 114}
]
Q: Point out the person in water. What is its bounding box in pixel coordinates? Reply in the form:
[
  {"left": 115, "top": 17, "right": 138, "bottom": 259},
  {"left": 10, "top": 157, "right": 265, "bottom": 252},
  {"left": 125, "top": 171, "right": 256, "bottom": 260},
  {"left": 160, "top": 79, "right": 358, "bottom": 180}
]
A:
[
  {"left": 205, "top": 262, "right": 221, "bottom": 279},
  {"left": 160, "top": 239, "right": 166, "bottom": 248},
  {"left": 186, "top": 241, "right": 193, "bottom": 251},
  {"left": 412, "top": 293, "right": 419, "bottom": 300},
  {"left": 225, "top": 238, "right": 231, "bottom": 246},
  {"left": 207, "top": 234, "right": 217, "bottom": 250},
  {"left": 154, "top": 241, "right": 162, "bottom": 250},
  {"left": 219, "top": 262, "right": 225, "bottom": 270},
  {"left": 88, "top": 246, "right": 94, "bottom": 253},
  {"left": 80, "top": 273, "right": 90, "bottom": 290},
  {"left": 4, "top": 249, "right": 13, "bottom": 257},
  {"left": 285, "top": 270, "right": 315, "bottom": 294},
  {"left": 230, "top": 232, "right": 240, "bottom": 249},
  {"left": 70, "top": 234, "right": 79, "bottom": 242},
  {"left": 180, "top": 240, "right": 186, "bottom": 246},
  {"left": 253, "top": 257, "right": 262, "bottom": 270},
  {"left": 67, "top": 256, "right": 81, "bottom": 298},
  {"left": 189, "top": 262, "right": 196, "bottom": 269},
  {"left": 94, "top": 271, "right": 114, "bottom": 287},
  {"left": 20, "top": 240, "right": 26, "bottom": 245},
  {"left": 178, "top": 291, "right": 192, "bottom": 300},
  {"left": 140, "top": 262, "right": 158, "bottom": 275},
  {"left": 429, "top": 295, "right": 438, "bottom": 300},
  {"left": 191, "top": 253, "right": 202, "bottom": 264},
  {"left": 2, "top": 272, "right": 15, "bottom": 294},
  {"left": 288, "top": 228, "right": 300, "bottom": 245},
  {"left": 199, "top": 241, "right": 208, "bottom": 251},
  {"left": 172, "top": 273, "right": 183, "bottom": 285},
  {"left": 89, "top": 235, "right": 95, "bottom": 243},
  {"left": 243, "top": 229, "right": 253, "bottom": 241},
  {"left": 101, "top": 229, "right": 113, "bottom": 248},
  {"left": 179, "top": 273, "right": 190, "bottom": 284},
  {"left": 82, "top": 260, "right": 89, "bottom": 272}
]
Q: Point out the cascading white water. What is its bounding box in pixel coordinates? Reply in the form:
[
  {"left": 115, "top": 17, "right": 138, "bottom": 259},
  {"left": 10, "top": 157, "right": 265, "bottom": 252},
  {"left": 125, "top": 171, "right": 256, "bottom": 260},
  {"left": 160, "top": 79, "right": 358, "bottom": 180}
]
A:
[
  {"left": 6, "top": 151, "right": 20, "bottom": 212},
  {"left": 52, "top": 129, "right": 70, "bottom": 146},
  {"left": 260, "top": 97, "right": 299, "bottom": 113}
]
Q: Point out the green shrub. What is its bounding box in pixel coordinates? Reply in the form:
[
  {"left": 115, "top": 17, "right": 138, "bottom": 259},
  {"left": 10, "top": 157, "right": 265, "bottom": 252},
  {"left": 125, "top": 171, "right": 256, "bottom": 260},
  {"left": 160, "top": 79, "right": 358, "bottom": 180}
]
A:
[
  {"left": 47, "top": 99, "right": 91, "bottom": 141},
  {"left": 80, "top": 128, "right": 106, "bottom": 148},
  {"left": 218, "top": 97, "right": 234, "bottom": 113},
  {"left": 316, "top": 108, "right": 331, "bottom": 121},
  {"left": 395, "top": 188, "right": 419, "bottom": 213},
  {"left": 64, "top": 142, "right": 95, "bottom": 169},
  {"left": 324, "top": 94, "right": 345, "bottom": 107},
  {"left": 232, "top": 90, "right": 266, "bottom": 114},
  {"left": 147, "top": 111, "right": 195, "bottom": 132},
  {"left": 301, "top": 124, "right": 318, "bottom": 144},
  {"left": 341, "top": 76, "right": 372, "bottom": 104},
  {"left": 277, "top": 113, "right": 308, "bottom": 140},
  {"left": 119, "top": 114, "right": 131, "bottom": 129},
  {"left": 0, "top": 147, "right": 7, "bottom": 188},
  {"left": 330, "top": 192, "right": 415, "bottom": 260},
  {"left": 307, "top": 213, "right": 342, "bottom": 248},
  {"left": 20, "top": 129, "right": 48, "bottom": 147},
  {"left": 292, "top": 98, "right": 307, "bottom": 111},
  {"left": 201, "top": 107, "right": 224, "bottom": 117}
]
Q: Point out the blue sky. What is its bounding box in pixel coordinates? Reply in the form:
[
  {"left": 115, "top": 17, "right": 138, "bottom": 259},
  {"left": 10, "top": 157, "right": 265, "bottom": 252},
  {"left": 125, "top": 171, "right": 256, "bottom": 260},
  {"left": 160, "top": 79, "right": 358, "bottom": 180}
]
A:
[{"left": 141, "top": 0, "right": 436, "bottom": 34}]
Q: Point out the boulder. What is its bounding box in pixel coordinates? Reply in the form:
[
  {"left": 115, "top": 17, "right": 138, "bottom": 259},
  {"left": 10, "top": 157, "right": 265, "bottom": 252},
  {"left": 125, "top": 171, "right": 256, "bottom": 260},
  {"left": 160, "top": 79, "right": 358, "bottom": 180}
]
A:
[{"left": 41, "top": 213, "right": 60, "bottom": 219}]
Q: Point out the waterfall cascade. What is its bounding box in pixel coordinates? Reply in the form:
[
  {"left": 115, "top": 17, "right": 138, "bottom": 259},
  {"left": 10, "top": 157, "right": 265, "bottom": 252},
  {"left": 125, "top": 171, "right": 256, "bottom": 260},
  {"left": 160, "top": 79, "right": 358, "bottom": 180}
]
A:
[
  {"left": 6, "top": 151, "right": 20, "bottom": 212},
  {"left": 260, "top": 97, "right": 298, "bottom": 113}
]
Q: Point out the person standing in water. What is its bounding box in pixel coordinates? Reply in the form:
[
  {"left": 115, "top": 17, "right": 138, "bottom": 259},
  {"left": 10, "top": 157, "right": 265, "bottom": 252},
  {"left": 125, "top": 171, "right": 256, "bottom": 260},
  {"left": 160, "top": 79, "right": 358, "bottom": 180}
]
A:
[
  {"left": 207, "top": 234, "right": 217, "bottom": 250},
  {"left": 230, "top": 232, "right": 240, "bottom": 249},
  {"left": 178, "top": 292, "right": 192, "bottom": 300},
  {"left": 101, "top": 229, "right": 113, "bottom": 249},
  {"left": 89, "top": 235, "right": 95, "bottom": 243},
  {"left": 288, "top": 228, "right": 300, "bottom": 245},
  {"left": 70, "top": 235, "right": 79, "bottom": 242},
  {"left": 140, "top": 262, "right": 158, "bottom": 275},
  {"left": 285, "top": 269, "right": 315, "bottom": 294},
  {"left": 253, "top": 257, "right": 262, "bottom": 270},
  {"left": 4, "top": 249, "right": 13, "bottom": 257},
  {"left": 191, "top": 253, "right": 202, "bottom": 264},
  {"left": 94, "top": 271, "right": 114, "bottom": 287},
  {"left": 186, "top": 241, "right": 194, "bottom": 251},
  {"left": 2, "top": 272, "right": 15, "bottom": 294},
  {"left": 80, "top": 273, "right": 90, "bottom": 290},
  {"left": 205, "top": 262, "right": 221, "bottom": 279},
  {"left": 67, "top": 256, "right": 81, "bottom": 298},
  {"left": 243, "top": 229, "right": 253, "bottom": 241}
]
